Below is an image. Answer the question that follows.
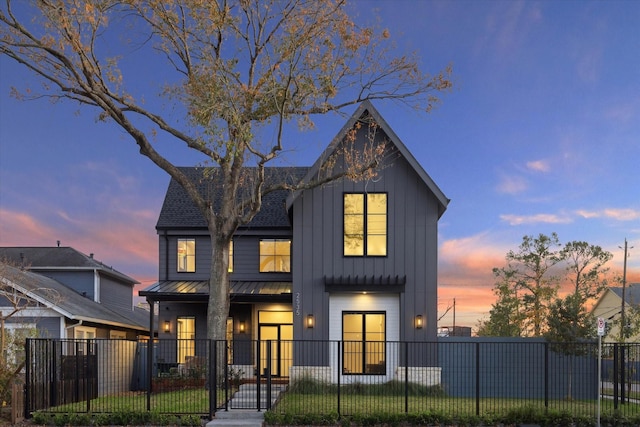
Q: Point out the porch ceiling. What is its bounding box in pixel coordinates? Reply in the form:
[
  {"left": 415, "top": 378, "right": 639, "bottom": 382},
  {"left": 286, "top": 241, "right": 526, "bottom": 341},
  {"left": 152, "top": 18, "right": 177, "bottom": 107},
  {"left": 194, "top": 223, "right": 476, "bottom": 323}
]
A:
[{"left": 139, "top": 280, "right": 292, "bottom": 302}]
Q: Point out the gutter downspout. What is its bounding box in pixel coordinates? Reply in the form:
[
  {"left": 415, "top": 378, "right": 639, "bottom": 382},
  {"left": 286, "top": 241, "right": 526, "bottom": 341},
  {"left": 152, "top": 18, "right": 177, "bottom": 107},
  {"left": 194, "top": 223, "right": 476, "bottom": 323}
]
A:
[{"left": 65, "top": 320, "right": 83, "bottom": 338}]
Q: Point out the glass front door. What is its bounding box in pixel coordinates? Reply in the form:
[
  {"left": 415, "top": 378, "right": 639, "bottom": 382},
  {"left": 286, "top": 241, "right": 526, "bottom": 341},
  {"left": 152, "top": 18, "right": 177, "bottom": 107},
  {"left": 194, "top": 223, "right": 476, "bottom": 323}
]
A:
[{"left": 258, "top": 311, "right": 293, "bottom": 377}]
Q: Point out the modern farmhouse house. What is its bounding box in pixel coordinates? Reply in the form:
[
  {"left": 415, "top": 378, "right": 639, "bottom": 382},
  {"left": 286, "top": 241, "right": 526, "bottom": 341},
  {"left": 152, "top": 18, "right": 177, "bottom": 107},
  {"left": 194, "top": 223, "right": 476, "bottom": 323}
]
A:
[{"left": 140, "top": 101, "right": 449, "bottom": 384}]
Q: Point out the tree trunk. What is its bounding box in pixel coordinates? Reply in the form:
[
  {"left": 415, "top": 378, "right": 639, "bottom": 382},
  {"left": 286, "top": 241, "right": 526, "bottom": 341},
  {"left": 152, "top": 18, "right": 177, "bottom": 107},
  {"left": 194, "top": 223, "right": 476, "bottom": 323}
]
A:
[{"left": 206, "top": 233, "right": 231, "bottom": 342}]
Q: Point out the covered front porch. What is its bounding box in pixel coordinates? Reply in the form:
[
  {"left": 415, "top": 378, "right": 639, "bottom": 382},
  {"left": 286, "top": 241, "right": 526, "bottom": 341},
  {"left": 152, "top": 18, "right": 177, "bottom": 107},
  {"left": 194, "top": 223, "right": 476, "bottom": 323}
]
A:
[{"left": 140, "top": 279, "right": 294, "bottom": 382}]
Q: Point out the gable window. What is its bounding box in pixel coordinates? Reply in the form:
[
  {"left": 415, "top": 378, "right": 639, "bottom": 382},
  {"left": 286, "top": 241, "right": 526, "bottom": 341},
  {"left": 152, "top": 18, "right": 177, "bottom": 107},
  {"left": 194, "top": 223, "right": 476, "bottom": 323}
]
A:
[
  {"left": 344, "top": 193, "right": 387, "bottom": 256},
  {"left": 342, "top": 312, "right": 386, "bottom": 375},
  {"left": 177, "top": 239, "right": 196, "bottom": 272},
  {"left": 259, "top": 239, "right": 291, "bottom": 272},
  {"left": 177, "top": 316, "right": 195, "bottom": 364}
]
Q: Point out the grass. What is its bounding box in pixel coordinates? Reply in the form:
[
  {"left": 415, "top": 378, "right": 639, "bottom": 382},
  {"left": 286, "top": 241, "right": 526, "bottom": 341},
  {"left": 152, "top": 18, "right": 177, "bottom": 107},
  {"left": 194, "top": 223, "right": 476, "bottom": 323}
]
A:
[
  {"left": 272, "top": 378, "right": 640, "bottom": 419},
  {"left": 41, "top": 388, "right": 227, "bottom": 415}
]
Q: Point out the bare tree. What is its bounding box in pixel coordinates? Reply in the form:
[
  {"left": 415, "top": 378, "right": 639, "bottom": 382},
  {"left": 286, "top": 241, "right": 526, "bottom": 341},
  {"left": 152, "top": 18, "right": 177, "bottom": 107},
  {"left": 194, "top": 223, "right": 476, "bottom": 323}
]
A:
[
  {"left": 0, "top": 259, "right": 61, "bottom": 406},
  {"left": 0, "top": 0, "right": 452, "bottom": 339}
]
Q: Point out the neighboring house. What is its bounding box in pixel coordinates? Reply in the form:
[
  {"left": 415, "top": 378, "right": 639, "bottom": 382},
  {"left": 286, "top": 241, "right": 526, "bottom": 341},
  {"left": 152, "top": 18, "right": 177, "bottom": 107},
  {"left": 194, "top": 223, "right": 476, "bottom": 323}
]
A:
[
  {"left": 0, "top": 246, "right": 149, "bottom": 339},
  {"left": 140, "top": 101, "right": 449, "bottom": 383},
  {"left": 592, "top": 283, "right": 640, "bottom": 343}
]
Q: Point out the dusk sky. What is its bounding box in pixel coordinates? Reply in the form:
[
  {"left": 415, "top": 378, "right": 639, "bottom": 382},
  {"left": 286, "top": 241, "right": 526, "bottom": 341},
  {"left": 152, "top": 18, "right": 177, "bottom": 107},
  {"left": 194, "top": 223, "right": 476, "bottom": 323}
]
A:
[{"left": 1, "top": 1, "right": 639, "bottom": 331}]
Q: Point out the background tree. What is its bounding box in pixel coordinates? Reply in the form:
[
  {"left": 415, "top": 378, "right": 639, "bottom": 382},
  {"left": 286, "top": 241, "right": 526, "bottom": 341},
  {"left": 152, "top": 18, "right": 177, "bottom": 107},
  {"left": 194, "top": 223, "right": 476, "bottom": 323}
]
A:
[
  {"left": 476, "top": 271, "right": 525, "bottom": 337},
  {"left": 0, "top": 0, "right": 452, "bottom": 340},
  {"left": 544, "top": 242, "right": 611, "bottom": 400},
  {"left": 491, "top": 233, "right": 563, "bottom": 337}
]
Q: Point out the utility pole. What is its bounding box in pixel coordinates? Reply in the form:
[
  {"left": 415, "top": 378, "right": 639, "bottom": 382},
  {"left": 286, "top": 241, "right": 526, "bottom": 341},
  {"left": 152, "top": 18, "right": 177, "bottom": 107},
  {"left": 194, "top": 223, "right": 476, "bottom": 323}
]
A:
[
  {"left": 452, "top": 298, "right": 456, "bottom": 332},
  {"left": 619, "top": 238, "right": 632, "bottom": 341}
]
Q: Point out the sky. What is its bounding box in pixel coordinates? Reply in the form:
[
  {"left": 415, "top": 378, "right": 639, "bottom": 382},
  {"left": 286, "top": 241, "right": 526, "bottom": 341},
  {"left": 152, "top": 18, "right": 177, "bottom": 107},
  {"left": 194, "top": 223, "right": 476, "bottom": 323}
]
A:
[{"left": 1, "top": 0, "right": 639, "bottom": 332}]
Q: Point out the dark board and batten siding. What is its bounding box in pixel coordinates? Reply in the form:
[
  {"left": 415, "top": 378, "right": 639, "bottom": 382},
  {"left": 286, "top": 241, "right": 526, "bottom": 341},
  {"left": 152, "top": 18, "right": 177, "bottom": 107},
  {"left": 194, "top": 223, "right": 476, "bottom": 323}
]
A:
[{"left": 292, "top": 135, "right": 440, "bottom": 343}]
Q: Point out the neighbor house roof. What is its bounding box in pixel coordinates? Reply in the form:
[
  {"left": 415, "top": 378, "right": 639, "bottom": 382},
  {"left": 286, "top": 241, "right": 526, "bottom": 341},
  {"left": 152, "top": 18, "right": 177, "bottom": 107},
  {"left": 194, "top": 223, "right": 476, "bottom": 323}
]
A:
[
  {"left": 609, "top": 283, "right": 640, "bottom": 305},
  {"left": 0, "top": 263, "right": 148, "bottom": 330},
  {"left": 0, "top": 246, "right": 138, "bottom": 285},
  {"left": 156, "top": 166, "right": 309, "bottom": 230}
]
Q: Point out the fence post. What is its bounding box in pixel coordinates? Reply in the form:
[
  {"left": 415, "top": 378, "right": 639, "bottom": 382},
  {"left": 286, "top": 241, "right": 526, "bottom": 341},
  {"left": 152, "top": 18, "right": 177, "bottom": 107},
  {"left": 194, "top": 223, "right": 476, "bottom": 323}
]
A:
[
  {"left": 404, "top": 341, "right": 409, "bottom": 413},
  {"left": 86, "top": 339, "right": 92, "bottom": 414},
  {"left": 256, "top": 339, "right": 261, "bottom": 412},
  {"left": 266, "top": 340, "right": 273, "bottom": 411},
  {"left": 24, "top": 338, "right": 31, "bottom": 419},
  {"left": 544, "top": 342, "right": 549, "bottom": 412},
  {"left": 146, "top": 337, "right": 152, "bottom": 412},
  {"left": 337, "top": 341, "right": 341, "bottom": 417},
  {"left": 620, "top": 344, "right": 626, "bottom": 404},
  {"left": 475, "top": 342, "right": 480, "bottom": 416},
  {"left": 210, "top": 339, "right": 217, "bottom": 418},
  {"left": 613, "top": 343, "right": 619, "bottom": 409}
]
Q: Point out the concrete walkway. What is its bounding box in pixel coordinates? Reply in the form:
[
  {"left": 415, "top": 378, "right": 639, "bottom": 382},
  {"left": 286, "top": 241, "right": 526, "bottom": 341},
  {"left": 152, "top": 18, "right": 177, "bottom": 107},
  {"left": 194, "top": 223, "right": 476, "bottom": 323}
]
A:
[{"left": 207, "top": 383, "right": 286, "bottom": 427}]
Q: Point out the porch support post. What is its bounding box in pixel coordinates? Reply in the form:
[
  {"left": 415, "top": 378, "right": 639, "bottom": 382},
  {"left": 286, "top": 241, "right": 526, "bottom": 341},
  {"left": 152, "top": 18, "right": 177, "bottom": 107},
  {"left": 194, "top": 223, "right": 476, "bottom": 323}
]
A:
[{"left": 146, "top": 298, "right": 155, "bottom": 411}]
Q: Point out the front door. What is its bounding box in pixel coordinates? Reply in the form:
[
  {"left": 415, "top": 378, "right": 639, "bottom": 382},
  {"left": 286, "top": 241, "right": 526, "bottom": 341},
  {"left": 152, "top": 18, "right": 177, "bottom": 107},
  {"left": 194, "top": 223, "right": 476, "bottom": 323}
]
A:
[{"left": 258, "top": 311, "right": 293, "bottom": 377}]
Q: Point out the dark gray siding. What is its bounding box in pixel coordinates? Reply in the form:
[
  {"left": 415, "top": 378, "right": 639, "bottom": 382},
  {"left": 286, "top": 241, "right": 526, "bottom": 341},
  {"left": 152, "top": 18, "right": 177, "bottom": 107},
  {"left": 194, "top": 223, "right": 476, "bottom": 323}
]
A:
[
  {"left": 100, "top": 274, "right": 133, "bottom": 312},
  {"left": 159, "top": 231, "right": 212, "bottom": 281},
  {"left": 231, "top": 232, "right": 292, "bottom": 281},
  {"left": 35, "top": 317, "right": 62, "bottom": 338},
  {"left": 38, "top": 270, "right": 95, "bottom": 299},
  {"left": 292, "top": 135, "right": 440, "bottom": 343}
]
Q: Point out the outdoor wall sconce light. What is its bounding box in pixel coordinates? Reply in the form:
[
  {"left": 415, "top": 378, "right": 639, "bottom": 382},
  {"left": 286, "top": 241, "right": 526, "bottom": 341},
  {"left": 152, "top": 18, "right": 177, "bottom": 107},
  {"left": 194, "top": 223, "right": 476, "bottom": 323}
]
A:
[
  {"left": 239, "top": 321, "right": 246, "bottom": 333},
  {"left": 306, "top": 314, "right": 315, "bottom": 329},
  {"left": 415, "top": 315, "right": 423, "bottom": 329},
  {"left": 163, "top": 320, "right": 171, "bottom": 333}
]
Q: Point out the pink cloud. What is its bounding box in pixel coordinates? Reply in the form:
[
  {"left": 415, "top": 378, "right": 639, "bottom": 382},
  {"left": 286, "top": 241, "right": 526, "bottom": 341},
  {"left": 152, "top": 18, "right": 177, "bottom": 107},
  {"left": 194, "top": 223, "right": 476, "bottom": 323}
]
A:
[
  {"left": 526, "top": 159, "right": 550, "bottom": 173},
  {"left": 439, "top": 233, "right": 507, "bottom": 287},
  {"left": 0, "top": 207, "right": 158, "bottom": 282},
  {"left": 496, "top": 174, "right": 528, "bottom": 195},
  {"left": 500, "top": 213, "right": 573, "bottom": 225}
]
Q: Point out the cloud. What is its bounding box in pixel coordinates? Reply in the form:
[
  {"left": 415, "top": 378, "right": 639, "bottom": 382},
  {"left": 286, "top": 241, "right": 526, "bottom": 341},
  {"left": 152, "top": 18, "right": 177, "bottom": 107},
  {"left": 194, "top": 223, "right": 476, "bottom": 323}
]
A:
[
  {"left": 603, "top": 208, "right": 640, "bottom": 221},
  {"left": 439, "top": 233, "right": 507, "bottom": 287},
  {"left": 496, "top": 174, "right": 528, "bottom": 195},
  {"left": 526, "top": 159, "right": 550, "bottom": 173},
  {"left": 0, "top": 206, "right": 158, "bottom": 281},
  {"left": 576, "top": 208, "right": 640, "bottom": 221},
  {"left": 500, "top": 213, "right": 573, "bottom": 225}
]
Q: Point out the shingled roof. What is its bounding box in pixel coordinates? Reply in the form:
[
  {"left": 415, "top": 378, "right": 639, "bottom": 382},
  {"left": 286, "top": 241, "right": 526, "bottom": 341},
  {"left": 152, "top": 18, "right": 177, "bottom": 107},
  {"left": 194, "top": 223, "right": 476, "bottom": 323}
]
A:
[
  {"left": 0, "top": 263, "right": 148, "bottom": 330},
  {"left": 156, "top": 166, "right": 309, "bottom": 230},
  {"left": 0, "top": 246, "right": 138, "bottom": 284},
  {"left": 610, "top": 283, "right": 640, "bottom": 305}
]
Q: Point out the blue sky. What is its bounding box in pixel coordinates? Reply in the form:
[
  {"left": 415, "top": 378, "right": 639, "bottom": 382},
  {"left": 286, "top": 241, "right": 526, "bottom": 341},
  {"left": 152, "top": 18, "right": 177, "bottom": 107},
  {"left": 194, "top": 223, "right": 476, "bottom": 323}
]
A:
[{"left": 1, "top": 0, "right": 639, "bottom": 329}]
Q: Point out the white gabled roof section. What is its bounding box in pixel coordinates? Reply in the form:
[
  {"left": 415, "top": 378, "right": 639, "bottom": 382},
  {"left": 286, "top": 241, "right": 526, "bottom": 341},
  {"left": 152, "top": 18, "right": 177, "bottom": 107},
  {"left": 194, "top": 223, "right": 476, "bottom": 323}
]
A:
[{"left": 287, "top": 100, "right": 449, "bottom": 218}]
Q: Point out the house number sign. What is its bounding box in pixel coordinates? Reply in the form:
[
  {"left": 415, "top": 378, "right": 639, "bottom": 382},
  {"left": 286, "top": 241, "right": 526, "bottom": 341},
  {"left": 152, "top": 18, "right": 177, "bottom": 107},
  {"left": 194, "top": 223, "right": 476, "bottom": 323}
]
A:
[{"left": 295, "top": 292, "right": 301, "bottom": 316}]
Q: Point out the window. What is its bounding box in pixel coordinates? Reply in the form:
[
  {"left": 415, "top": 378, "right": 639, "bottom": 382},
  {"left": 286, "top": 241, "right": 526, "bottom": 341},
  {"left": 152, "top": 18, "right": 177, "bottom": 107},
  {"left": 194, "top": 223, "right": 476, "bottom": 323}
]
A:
[
  {"left": 228, "top": 240, "right": 234, "bottom": 273},
  {"left": 342, "top": 312, "right": 386, "bottom": 375},
  {"left": 3, "top": 323, "right": 36, "bottom": 365},
  {"left": 177, "top": 238, "right": 196, "bottom": 272},
  {"left": 259, "top": 239, "right": 291, "bottom": 272},
  {"left": 226, "top": 317, "right": 233, "bottom": 363},
  {"left": 177, "top": 316, "right": 195, "bottom": 364},
  {"left": 344, "top": 193, "right": 387, "bottom": 256}
]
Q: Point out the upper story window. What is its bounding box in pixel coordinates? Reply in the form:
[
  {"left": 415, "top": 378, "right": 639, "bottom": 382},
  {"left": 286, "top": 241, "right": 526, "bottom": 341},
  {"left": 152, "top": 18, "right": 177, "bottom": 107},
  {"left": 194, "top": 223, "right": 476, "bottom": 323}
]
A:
[
  {"left": 177, "top": 238, "right": 196, "bottom": 272},
  {"left": 344, "top": 193, "right": 387, "bottom": 256},
  {"left": 259, "top": 239, "right": 291, "bottom": 272},
  {"left": 228, "top": 240, "right": 233, "bottom": 273}
]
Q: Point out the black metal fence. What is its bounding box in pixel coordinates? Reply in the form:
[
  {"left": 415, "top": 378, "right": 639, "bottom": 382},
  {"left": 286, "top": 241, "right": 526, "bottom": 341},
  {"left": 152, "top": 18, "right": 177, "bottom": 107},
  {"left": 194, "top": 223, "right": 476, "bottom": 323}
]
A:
[{"left": 24, "top": 338, "right": 640, "bottom": 420}]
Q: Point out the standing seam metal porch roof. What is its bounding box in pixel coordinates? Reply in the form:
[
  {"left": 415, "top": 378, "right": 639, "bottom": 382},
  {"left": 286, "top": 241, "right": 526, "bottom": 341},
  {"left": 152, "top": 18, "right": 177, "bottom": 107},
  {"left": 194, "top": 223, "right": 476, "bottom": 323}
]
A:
[{"left": 140, "top": 280, "right": 292, "bottom": 302}]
